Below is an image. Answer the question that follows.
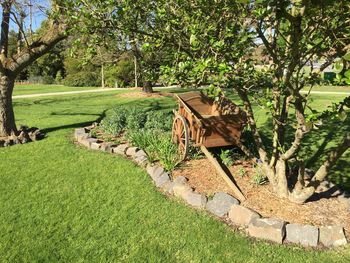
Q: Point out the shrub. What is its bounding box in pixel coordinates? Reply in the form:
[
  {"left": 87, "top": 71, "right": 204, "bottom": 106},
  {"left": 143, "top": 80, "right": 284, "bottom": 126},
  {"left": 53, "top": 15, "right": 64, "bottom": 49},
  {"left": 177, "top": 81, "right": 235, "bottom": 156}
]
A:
[
  {"left": 42, "top": 75, "right": 55, "bottom": 84},
  {"left": 63, "top": 71, "right": 101, "bottom": 87},
  {"left": 100, "top": 107, "right": 128, "bottom": 135},
  {"left": 105, "top": 56, "right": 134, "bottom": 88},
  {"left": 145, "top": 111, "right": 173, "bottom": 131},
  {"left": 126, "top": 107, "right": 148, "bottom": 131},
  {"left": 238, "top": 167, "right": 247, "bottom": 178}
]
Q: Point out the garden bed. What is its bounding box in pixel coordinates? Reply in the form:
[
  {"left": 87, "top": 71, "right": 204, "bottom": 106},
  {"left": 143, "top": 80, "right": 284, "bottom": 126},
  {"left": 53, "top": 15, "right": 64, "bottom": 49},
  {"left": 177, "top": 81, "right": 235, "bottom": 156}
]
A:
[
  {"left": 172, "top": 158, "right": 350, "bottom": 239},
  {"left": 73, "top": 102, "right": 349, "bottom": 248},
  {"left": 75, "top": 124, "right": 350, "bottom": 248}
]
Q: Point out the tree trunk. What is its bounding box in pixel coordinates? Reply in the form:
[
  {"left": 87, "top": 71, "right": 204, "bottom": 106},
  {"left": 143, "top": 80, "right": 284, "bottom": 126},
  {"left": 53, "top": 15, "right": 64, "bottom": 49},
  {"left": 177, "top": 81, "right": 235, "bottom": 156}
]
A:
[
  {"left": 0, "top": 74, "right": 16, "bottom": 137},
  {"left": 142, "top": 80, "right": 153, "bottom": 93},
  {"left": 134, "top": 55, "right": 138, "bottom": 88},
  {"left": 101, "top": 63, "right": 105, "bottom": 89}
]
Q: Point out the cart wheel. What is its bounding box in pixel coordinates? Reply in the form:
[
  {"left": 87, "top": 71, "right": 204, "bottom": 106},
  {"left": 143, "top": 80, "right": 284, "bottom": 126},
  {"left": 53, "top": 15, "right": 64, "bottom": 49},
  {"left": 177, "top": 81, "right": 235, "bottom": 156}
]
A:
[{"left": 172, "top": 115, "right": 189, "bottom": 160}]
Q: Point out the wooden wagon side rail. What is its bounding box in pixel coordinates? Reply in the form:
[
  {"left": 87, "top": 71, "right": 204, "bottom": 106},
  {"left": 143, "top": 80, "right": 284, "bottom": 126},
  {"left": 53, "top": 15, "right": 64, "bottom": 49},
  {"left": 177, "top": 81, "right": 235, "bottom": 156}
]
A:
[{"left": 175, "top": 94, "right": 204, "bottom": 128}]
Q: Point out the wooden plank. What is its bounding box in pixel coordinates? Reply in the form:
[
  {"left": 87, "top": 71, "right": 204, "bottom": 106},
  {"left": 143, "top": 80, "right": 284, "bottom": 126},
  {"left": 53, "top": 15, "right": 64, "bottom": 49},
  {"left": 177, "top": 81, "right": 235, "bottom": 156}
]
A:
[{"left": 200, "top": 145, "right": 246, "bottom": 202}]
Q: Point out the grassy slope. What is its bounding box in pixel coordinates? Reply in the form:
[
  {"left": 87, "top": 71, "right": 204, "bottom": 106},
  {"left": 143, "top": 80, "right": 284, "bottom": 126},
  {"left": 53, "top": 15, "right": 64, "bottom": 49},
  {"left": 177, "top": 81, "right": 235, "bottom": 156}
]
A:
[
  {"left": 13, "top": 84, "right": 99, "bottom": 96},
  {"left": 0, "top": 90, "right": 350, "bottom": 262}
]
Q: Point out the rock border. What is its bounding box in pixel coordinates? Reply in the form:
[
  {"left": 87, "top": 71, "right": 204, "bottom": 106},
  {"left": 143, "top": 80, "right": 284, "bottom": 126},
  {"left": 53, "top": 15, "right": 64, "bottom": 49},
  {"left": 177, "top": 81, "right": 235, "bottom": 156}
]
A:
[
  {"left": 74, "top": 125, "right": 349, "bottom": 248},
  {"left": 0, "top": 126, "right": 44, "bottom": 147}
]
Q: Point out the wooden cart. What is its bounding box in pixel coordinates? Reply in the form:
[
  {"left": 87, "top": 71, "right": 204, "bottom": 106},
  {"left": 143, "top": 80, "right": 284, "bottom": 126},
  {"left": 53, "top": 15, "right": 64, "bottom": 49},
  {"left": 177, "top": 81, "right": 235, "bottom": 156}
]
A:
[
  {"left": 172, "top": 91, "right": 247, "bottom": 159},
  {"left": 172, "top": 91, "right": 248, "bottom": 201}
]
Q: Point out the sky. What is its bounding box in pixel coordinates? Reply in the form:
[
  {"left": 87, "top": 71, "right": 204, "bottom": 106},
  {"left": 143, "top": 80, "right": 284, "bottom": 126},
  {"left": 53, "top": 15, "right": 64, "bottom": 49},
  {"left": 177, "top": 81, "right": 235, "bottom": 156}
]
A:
[{"left": 0, "top": 0, "right": 50, "bottom": 32}]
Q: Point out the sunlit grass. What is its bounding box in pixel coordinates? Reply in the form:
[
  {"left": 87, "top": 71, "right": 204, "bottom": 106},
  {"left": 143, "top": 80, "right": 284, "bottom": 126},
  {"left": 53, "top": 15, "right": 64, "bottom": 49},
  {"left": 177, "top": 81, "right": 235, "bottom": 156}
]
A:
[{"left": 0, "top": 87, "right": 349, "bottom": 261}]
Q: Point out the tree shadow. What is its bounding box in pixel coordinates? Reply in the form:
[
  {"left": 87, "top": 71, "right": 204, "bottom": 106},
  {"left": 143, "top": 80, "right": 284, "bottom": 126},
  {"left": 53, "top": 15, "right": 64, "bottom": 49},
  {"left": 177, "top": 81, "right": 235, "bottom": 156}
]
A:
[
  {"left": 41, "top": 110, "right": 107, "bottom": 134},
  {"left": 258, "top": 114, "right": 350, "bottom": 191}
]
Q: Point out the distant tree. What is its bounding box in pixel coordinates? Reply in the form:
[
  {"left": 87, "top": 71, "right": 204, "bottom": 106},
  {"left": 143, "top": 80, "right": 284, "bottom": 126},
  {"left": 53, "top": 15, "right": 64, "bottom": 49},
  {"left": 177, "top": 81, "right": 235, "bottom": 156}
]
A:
[{"left": 70, "top": 0, "right": 168, "bottom": 93}]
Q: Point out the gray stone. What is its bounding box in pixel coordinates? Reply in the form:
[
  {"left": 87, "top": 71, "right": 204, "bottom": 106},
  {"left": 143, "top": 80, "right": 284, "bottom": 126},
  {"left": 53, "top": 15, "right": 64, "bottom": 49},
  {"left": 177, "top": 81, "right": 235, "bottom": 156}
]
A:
[
  {"left": 74, "top": 128, "right": 86, "bottom": 139},
  {"left": 185, "top": 192, "right": 207, "bottom": 208},
  {"left": 126, "top": 147, "right": 139, "bottom": 157},
  {"left": 206, "top": 192, "right": 239, "bottom": 218},
  {"left": 228, "top": 204, "right": 260, "bottom": 227},
  {"left": 173, "top": 176, "right": 188, "bottom": 184},
  {"left": 90, "top": 142, "right": 101, "bottom": 150},
  {"left": 173, "top": 183, "right": 192, "bottom": 199},
  {"left": 154, "top": 173, "right": 171, "bottom": 187},
  {"left": 81, "top": 138, "right": 97, "bottom": 148},
  {"left": 161, "top": 181, "right": 175, "bottom": 195},
  {"left": 100, "top": 143, "right": 114, "bottom": 153},
  {"left": 135, "top": 155, "right": 148, "bottom": 165},
  {"left": 146, "top": 165, "right": 165, "bottom": 180},
  {"left": 135, "top": 149, "right": 147, "bottom": 158},
  {"left": 319, "top": 226, "right": 347, "bottom": 247},
  {"left": 114, "top": 144, "right": 129, "bottom": 155},
  {"left": 286, "top": 224, "right": 319, "bottom": 247},
  {"left": 28, "top": 128, "right": 44, "bottom": 141},
  {"left": 77, "top": 133, "right": 89, "bottom": 143},
  {"left": 248, "top": 217, "right": 286, "bottom": 244}
]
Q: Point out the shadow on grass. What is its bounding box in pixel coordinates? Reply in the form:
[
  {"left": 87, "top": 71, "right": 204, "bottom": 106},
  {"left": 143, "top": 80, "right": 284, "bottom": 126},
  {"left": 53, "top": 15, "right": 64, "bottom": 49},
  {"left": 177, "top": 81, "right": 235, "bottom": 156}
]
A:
[
  {"left": 255, "top": 114, "right": 350, "bottom": 191},
  {"left": 41, "top": 110, "right": 107, "bottom": 134}
]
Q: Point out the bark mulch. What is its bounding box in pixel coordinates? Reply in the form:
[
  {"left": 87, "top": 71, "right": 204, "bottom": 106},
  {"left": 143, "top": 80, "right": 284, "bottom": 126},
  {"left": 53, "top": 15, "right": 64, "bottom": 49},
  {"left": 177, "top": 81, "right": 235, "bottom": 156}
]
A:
[{"left": 172, "top": 158, "right": 350, "bottom": 238}]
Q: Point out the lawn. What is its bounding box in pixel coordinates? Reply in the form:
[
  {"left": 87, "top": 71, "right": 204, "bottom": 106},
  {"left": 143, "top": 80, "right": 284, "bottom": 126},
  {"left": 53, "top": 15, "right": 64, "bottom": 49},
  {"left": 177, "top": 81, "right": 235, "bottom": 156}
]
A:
[
  {"left": 0, "top": 88, "right": 350, "bottom": 262},
  {"left": 302, "top": 85, "right": 350, "bottom": 93},
  {"left": 13, "top": 84, "right": 101, "bottom": 96}
]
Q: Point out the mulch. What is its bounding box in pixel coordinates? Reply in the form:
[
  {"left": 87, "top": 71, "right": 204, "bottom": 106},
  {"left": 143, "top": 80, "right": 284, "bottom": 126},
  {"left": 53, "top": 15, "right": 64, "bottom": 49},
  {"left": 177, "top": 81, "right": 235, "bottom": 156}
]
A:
[{"left": 172, "top": 158, "right": 350, "bottom": 238}]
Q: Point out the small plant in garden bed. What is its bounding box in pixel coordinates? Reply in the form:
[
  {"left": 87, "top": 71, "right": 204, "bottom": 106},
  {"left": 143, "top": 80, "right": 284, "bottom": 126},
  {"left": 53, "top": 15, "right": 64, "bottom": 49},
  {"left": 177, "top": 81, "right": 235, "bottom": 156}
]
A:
[
  {"left": 98, "top": 105, "right": 179, "bottom": 171},
  {"left": 127, "top": 129, "right": 181, "bottom": 171},
  {"left": 219, "top": 149, "right": 234, "bottom": 167},
  {"left": 100, "top": 106, "right": 173, "bottom": 136},
  {"left": 251, "top": 166, "right": 268, "bottom": 185},
  {"left": 238, "top": 167, "right": 247, "bottom": 178}
]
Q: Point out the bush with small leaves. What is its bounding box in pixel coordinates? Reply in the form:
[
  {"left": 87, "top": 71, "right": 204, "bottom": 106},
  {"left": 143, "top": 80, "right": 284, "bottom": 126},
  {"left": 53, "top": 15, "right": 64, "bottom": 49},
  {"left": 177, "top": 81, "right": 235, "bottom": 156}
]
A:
[
  {"left": 100, "top": 107, "right": 128, "bottom": 135},
  {"left": 145, "top": 111, "right": 173, "bottom": 131}
]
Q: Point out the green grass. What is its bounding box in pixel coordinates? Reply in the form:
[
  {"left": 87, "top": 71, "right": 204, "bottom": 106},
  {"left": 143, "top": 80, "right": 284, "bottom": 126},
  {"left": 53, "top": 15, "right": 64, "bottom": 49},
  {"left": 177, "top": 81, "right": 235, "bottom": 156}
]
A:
[
  {"left": 302, "top": 85, "right": 350, "bottom": 93},
  {"left": 13, "top": 84, "right": 100, "bottom": 96},
  {"left": 0, "top": 87, "right": 350, "bottom": 262}
]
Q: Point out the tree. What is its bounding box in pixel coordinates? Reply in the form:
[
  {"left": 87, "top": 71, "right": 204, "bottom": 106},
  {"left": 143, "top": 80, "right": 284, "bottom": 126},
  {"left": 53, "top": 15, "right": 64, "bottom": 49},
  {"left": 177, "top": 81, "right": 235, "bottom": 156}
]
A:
[
  {"left": 144, "top": 0, "right": 350, "bottom": 203},
  {"left": 70, "top": 0, "right": 166, "bottom": 93},
  {"left": 0, "top": 0, "right": 68, "bottom": 137},
  {"left": 244, "top": 0, "right": 350, "bottom": 203}
]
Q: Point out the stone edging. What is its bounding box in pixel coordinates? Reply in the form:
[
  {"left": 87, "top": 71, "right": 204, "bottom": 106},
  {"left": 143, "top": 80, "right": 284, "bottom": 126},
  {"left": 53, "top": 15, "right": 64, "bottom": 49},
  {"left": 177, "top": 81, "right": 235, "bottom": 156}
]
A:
[{"left": 74, "top": 125, "right": 349, "bottom": 248}]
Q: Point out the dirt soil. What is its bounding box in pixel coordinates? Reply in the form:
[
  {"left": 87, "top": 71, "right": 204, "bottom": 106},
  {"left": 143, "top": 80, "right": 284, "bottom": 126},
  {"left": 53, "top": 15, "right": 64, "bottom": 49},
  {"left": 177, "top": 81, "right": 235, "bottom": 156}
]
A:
[
  {"left": 117, "top": 90, "right": 172, "bottom": 99},
  {"left": 172, "top": 158, "right": 350, "bottom": 237}
]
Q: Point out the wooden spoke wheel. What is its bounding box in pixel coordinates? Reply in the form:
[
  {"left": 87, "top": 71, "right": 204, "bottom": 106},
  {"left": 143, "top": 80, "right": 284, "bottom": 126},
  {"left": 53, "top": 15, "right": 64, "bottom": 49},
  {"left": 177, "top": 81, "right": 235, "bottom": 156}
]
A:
[{"left": 172, "top": 114, "right": 189, "bottom": 160}]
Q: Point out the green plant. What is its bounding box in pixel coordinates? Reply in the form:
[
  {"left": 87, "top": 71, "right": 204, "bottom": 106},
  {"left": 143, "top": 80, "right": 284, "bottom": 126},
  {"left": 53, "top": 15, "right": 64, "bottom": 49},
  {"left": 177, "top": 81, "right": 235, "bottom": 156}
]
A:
[
  {"left": 145, "top": 110, "right": 173, "bottom": 131},
  {"left": 238, "top": 167, "right": 247, "bottom": 178},
  {"left": 126, "top": 107, "right": 147, "bottom": 131},
  {"left": 42, "top": 75, "right": 55, "bottom": 84},
  {"left": 127, "top": 129, "right": 180, "bottom": 171},
  {"left": 219, "top": 149, "right": 234, "bottom": 167},
  {"left": 156, "top": 133, "right": 181, "bottom": 171},
  {"left": 63, "top": 71, "right": 101, "bottom": 87},
  {"left": 251, "top": 166, "right": 268, "bottom": 185},
  {"left": 188, "top": 145, "right": 203, "bottom": 160},
  {"left": 89, "top": 127, "right": 99, "bottom": 138},
  {"left": 100, "top": 107, "right": 128, "bottom": 135}
]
